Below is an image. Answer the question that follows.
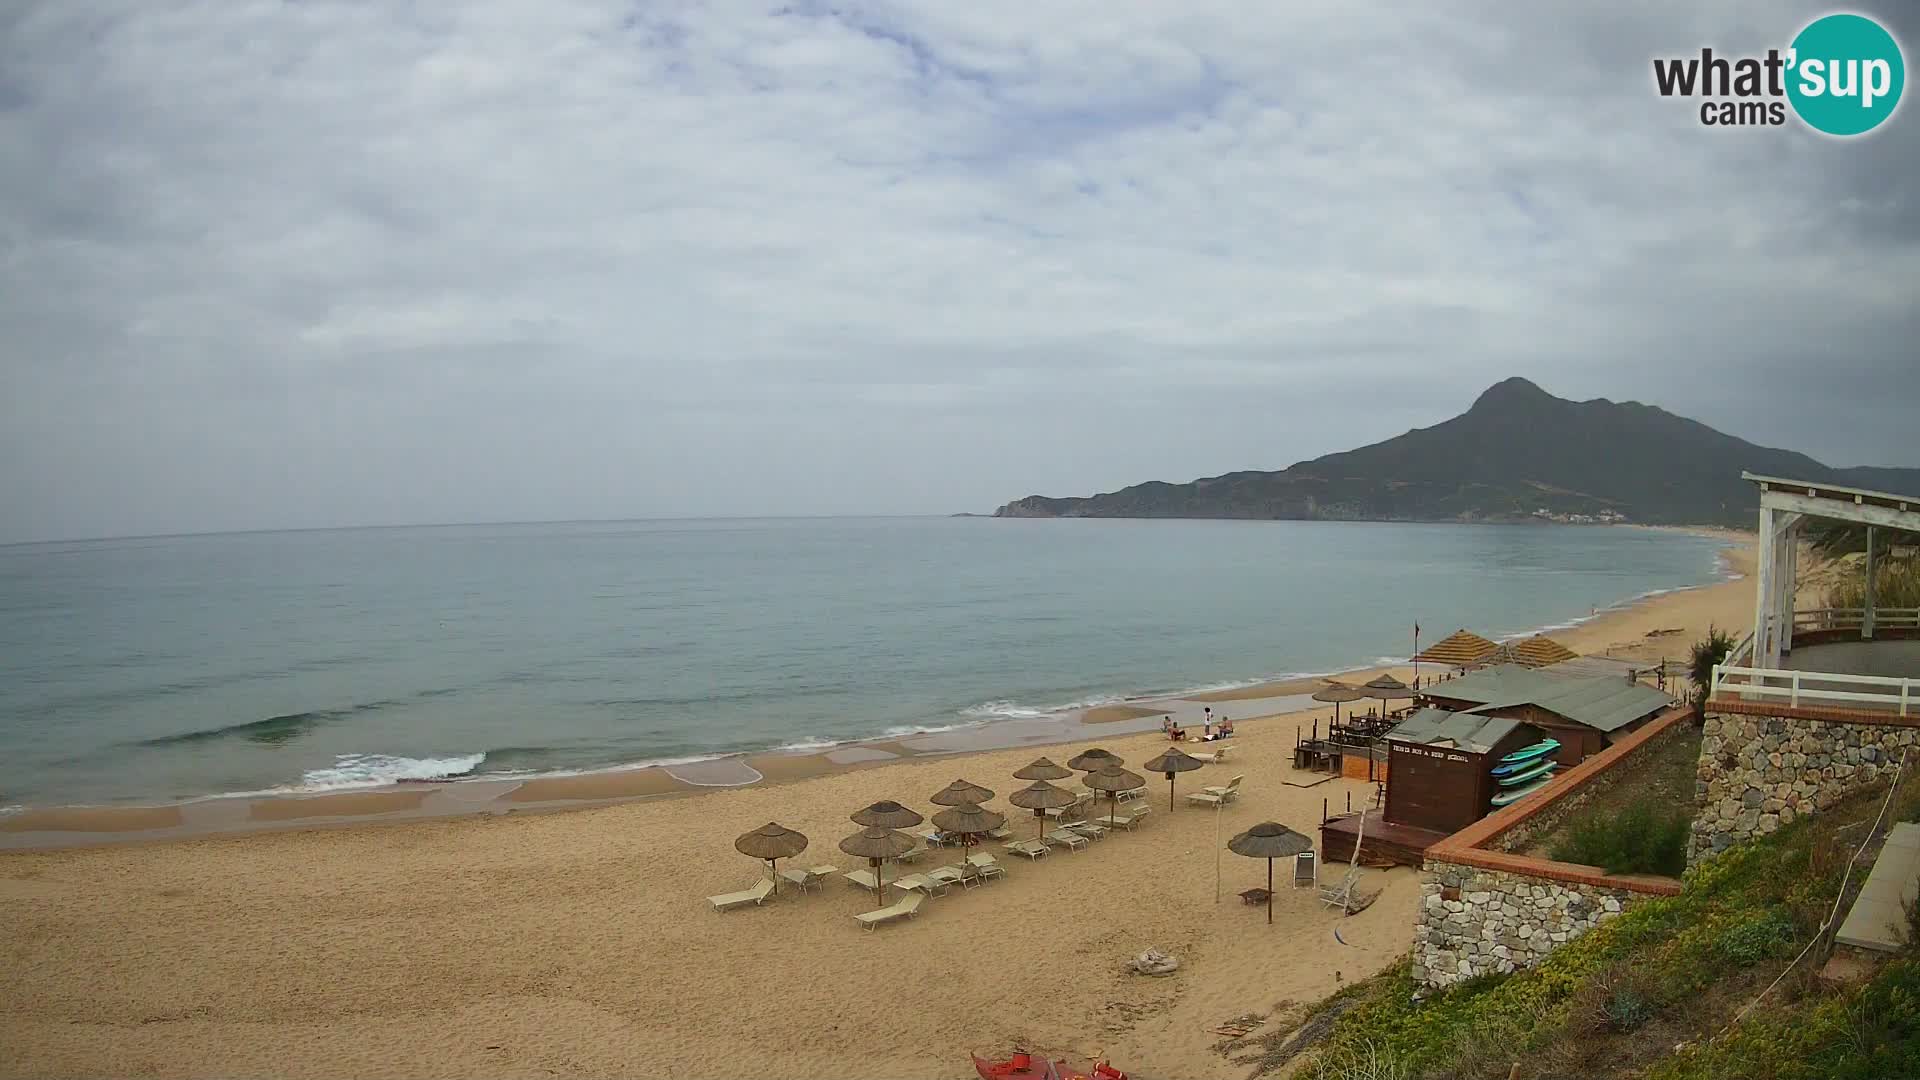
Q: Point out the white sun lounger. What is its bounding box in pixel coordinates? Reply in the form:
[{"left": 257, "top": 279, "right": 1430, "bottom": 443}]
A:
[
  {"left": 890, "top": 872, "right": 951, "bottom": 897},
  {"left": 708, "top": 878, "right": 776, "bottom": 912},
  {"left": 1188, "top": 775, "right": 1245, "bottom": 806},
  {"left": 1189, "top": 743, "right": 1235, "bottom": 765},
  {"left": 854, "top": 889, "right": 926, "bottom": 931},
  {"left": 1107, "top": 805, "right": 1153, "bottom": 830},
  {"left": 1004, "top": 838, "right": 1052, "bottom": 860},
  {"left": 966, "top": 853, "right": 1007, "bottom": 880},
  {"left": 1067, "top": 820, "right": 1109, "bottom": 840},
  {"left": 1045, "top": 828, "right": 1090, "bottom": 852}
]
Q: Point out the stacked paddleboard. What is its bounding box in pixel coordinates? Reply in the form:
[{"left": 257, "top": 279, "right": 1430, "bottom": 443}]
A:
[{"left": 1489, "top": 739, "right": 1560, "bottom": 806}]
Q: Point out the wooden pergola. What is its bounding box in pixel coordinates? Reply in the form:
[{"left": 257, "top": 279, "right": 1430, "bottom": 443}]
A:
[{"left": 1747, "top": 472, "right": 1920, "bottom": 670}]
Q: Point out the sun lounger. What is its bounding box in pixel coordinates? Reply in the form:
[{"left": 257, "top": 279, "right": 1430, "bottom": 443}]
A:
[
  {"left": 1067, "top": 820, "right": 1109, "bottom": 840},
  {"left": 1203, "top": 774, "right": 1245, "bottom": 800},
  {"left": 896, "top": 842, "right": 929, "bottom": 863},
  {"left": 966, "top": 853, "right": 1006, "bottom": 880},
  {"left": 1045, "top": 828, "right": 1090, "bottom": 852},
  {"left": 1116, "top": 787, "right": 1146, "bottom": 804},
  {"left": 1190, "top": 743, "right": 1235, "bottom": 765},
  {"left": 1188, "top": 775, "right": 1245, "bottom": 807},
  {"left": 1004, "top": 838, "right": 1052, "bottom": 860},
  {"left": 853, "top": 890, "right": 926, "bottom": 931},
  {"left": 846, "top": 869, "right": 882, "bottom": 891},
  {"left": 779, "top": 867, "right": 828, "bottom": 892},
  {"left": 986, "top": 825, "right": 1014, "bottom": 840},
  {"left": 1108, "top": 805, "right": 1152, "bottom": 830},
  {"left": 890, "top": 872, "right": 951, "bottom": 897},
  {"left": 707, "top": 878, "right": 776, "bottom": 912},
  {"left": 928, "top": 865, "right": 975, "bottom": 890}
]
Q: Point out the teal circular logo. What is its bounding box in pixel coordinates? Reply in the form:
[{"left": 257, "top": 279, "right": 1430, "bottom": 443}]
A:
[{"left": 1787, "top": 14, "right": 1905, "bottom": 136}]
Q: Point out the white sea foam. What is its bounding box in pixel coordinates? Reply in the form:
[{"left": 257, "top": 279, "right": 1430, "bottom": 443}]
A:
[{"left": 295, "top": 752, "right": 487, "bottom": 791}]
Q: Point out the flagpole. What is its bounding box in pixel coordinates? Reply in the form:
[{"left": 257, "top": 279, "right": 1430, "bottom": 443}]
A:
[{"left": 1413, "top": 623, "right": 1420, "bottom": 690}]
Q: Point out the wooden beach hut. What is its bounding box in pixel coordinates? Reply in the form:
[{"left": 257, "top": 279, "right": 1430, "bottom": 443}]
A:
[{"left": 1379, "top": 708, "right": 1544, "bottom": 835}]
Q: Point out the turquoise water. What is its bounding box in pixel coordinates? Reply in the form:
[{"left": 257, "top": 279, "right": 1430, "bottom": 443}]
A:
[{"left": 0, "top": 518, "right": 1729, "bottom": 805}]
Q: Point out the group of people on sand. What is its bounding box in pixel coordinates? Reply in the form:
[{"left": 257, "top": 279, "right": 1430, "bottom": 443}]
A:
[{"left": 1163, "top": 706, "right": 1232, "bottom": 742}]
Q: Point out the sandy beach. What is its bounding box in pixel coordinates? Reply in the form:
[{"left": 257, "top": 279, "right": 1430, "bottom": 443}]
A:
[{"left": 0, "top": 532, "right": 1764, "bottom": 1080}]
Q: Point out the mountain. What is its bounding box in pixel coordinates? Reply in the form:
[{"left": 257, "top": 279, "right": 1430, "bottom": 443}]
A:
[{"left": 992, "top": 378, "right": 1920, "bottom": 527}]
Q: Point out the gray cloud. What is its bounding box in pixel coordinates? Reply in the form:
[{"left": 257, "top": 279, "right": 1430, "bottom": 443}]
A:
[{"left": 1, "top": 0, "right": 1915, "bottom": 542}]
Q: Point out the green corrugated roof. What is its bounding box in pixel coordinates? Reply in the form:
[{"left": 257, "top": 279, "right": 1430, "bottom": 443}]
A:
[
  {"left": 1420, "top": 664, "right": 1676, "bottom": 733},
  {"left": 1385, "top": 707, "right": 1524, "bottom": 755}
]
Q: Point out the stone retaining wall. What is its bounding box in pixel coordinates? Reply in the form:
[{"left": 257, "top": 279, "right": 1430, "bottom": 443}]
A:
[
  {"left": 1691, "top": 712, "right": 1920, "bottom": 862},
  {"left": 1413, "top": 862, "right": 1631, "bottom": 987}
]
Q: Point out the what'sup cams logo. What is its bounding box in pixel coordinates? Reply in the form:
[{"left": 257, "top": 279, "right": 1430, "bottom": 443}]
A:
[{"left": 1653, "top": 12, "right": 1905, "bottom": 135}]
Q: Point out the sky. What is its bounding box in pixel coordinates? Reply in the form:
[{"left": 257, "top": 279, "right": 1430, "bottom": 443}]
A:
[{"left": 2, "top": 1, "right": 1916, "bottom": 543}]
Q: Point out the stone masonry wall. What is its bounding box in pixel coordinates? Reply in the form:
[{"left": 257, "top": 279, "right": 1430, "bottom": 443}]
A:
[
  {"left": 1691, "top": 712, "right": 1920, "bottom": 862},
  {"left": 1413, "top": 861, "right": 1632, "bottom": 987}
]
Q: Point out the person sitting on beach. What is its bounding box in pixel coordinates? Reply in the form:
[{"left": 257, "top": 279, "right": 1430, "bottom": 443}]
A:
[
  {"left": 1218, "top": 716, "right": 1234, "bottom": 737},
  {"left": 1161, "top": 715, "right": 1175, "bottom": 734},
  {"left": 1169, "top": 723, "right": 1186, "bottom": 741}
]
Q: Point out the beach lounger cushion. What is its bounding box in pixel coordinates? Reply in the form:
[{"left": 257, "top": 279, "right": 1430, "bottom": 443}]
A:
[{"left": 708, "top": 878, "right": 776, "bottom": 912}]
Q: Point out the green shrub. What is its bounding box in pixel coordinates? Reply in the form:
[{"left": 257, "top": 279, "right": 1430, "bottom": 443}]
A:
[
  {"left": 1551, "top": 799, "right": 1690, "bottom": 877},
  {"left": 1715, "top": 910, "right": 1795, "bottom": 966}
]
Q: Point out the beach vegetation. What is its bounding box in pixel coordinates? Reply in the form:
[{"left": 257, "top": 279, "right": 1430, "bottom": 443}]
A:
[
  {"left": 1285, "top": 783, "right": 1916, "bottom": 1080},
  {"left": 1686, "top": 625, "right": 1734, "bottom": 717},
  {"left": 1549, "top": 798, "right": 1690, "bottom": 877}
]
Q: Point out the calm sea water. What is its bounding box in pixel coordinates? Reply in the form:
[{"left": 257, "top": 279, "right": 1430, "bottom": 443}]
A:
[{"left": 0, "top": 518, "right": 1729, "bottom": 806}]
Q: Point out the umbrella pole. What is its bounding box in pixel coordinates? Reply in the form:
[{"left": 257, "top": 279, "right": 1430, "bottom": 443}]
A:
[
  {"left": 770, "top": 858, "right": 778, "bottom": 896},
  {"left": 1168, "top": 775, "right": 1176, "bottom": 813},
  {"left": 872, "top": 858, "right": 883, "bottom": 908},
  {"left": 1214, "top": 799, "right": 1222, "bottom": 904},
  {"left": 1267, "top": 859, "right": 1274, "bottom": 924}
]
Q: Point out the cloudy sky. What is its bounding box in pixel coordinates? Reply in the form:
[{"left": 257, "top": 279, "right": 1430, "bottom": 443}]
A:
[{"left": 2, "top": 2, "right": 1915, "bottom": 542}]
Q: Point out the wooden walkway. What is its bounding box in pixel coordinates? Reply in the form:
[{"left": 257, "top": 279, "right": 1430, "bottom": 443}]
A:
[{"left": 1320, "top": 811, "right": 1448, "bottom": 869}]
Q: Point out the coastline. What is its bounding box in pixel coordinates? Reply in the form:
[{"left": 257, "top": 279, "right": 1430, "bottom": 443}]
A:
[
  {"left": 0, "top": 532, "right": 1756, "bottom": 850},
  {"left": 1, "top": 534, "right": 1770, "bottom": 1080}
]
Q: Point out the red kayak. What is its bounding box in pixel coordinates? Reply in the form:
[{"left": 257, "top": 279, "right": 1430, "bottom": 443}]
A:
[{"left": 974, "top": 1052, "right": 1127, "bottom": 1080}]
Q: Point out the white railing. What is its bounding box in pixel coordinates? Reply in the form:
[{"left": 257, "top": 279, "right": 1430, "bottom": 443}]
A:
[
  {"left": 1725, "top": 629, "right": 1755, "bottom": 668},
  {"left": 1710, "top": 663, "right": 1915, "bottom": 717},
  {"left": 1792, "top": 607, "right": 1920, "bottom": 633}
]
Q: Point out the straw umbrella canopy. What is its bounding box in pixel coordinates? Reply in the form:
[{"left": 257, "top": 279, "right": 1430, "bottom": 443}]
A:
[
  {"left": 1083, "top": 762, "right": 1146, "bottom": 829},
  {"left": 733, "top": 821, "right": 809, "bottom": 895},
  {"left": 1067, "top": 748, "right": 1120, "bottom": 772},
  {"left": 1359, "top": 674, "right": 1415, "bottom": 720},
  {"left": 838, "top": 826, "right": 918, "bottom": 908},
  {"left": 1312, "top": 682, "right": 1367, "bottom": 727},
  {"left": 1012, "top": 756, "right": 1073, "bottom": 782},
  {"left": 930, "top": 779, "right": 996, "bottom": 808},
  {"left": 1008, "top": 779, "right": 1078, "bottom": 840},
  {"left": 1228, "top": 822, "right": 1313, "bottom": 924},
  {"left": 850, "top": 799, "right": 924, "bottom": 830},
  {"left": 1142, "top": 747, "right": 1204, "bottom": 812},
  {"left": 930, "top": 801, "right": 1006, "bottom": 873}
]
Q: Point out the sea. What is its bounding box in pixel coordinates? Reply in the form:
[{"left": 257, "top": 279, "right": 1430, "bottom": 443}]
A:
[{"left": 0, "top": 518, "right": 1733, "bottom": 808}]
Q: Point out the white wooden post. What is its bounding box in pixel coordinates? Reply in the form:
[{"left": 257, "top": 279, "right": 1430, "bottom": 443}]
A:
[
  {"left": 1753, "top": 506, "right": 1775, "bottom": 669},
  {"left": 1782, "top": 530, "right": 1797, "bottom": 653},
  {"left": 1863, "top": 526, "right": 1877, "bottom": 640}
]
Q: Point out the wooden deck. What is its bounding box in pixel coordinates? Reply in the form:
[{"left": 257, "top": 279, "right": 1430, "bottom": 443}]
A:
[{"left": 1319, "top": 811, "right": 1449, "bottom": 869}]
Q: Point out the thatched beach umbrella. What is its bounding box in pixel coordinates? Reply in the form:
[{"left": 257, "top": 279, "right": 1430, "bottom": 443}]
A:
[
  {"left": 1067, "top": 748, "right": 1120, "bottom": 772},
  {"left": 1013, "top": 757, "right": 1073, "bottom": 782},
  {"left": 930, "top": 779, "right": 995, "bottom": 807},
  {"left": 733, "top": 821, "right": 809, "bottom": 895},
  {"left": 1313, "top": 682, "right": 1367, "bottom": 727},
  {"left": 1142, "top": 747, "right": 1204, "bottom": 812},
  {"left": 1008, "top": 779, "right": 1078, "bottom": 840},
  {"left": 850, "top": 799, "right": 924, "bottom": 830},
  {"left": 1084, "top": 762, "right": 1145, "bottom": 829},
  {"left": 1228, "top": 822, "right": 1313, "bottom": 924},
  {"left": 839, "top": 825, "right": 918, "bottom": 908},
  {"left": 930, "top": 801, "right": 1006, "bottom": 874},
  {"left": 1359, "top": 674, "right": 1414, "bottom": 719}
]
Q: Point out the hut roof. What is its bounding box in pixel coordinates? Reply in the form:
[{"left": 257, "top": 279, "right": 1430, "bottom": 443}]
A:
[
  {"left": 1411, "top": 628, "right": 1499, "bottom": 668},
  {"left": 1384, "top": 707, "right": 1525, "bottom": 755},
  {"left": 1420, "top": 664, "right": 1676, "bottom": 733}
]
